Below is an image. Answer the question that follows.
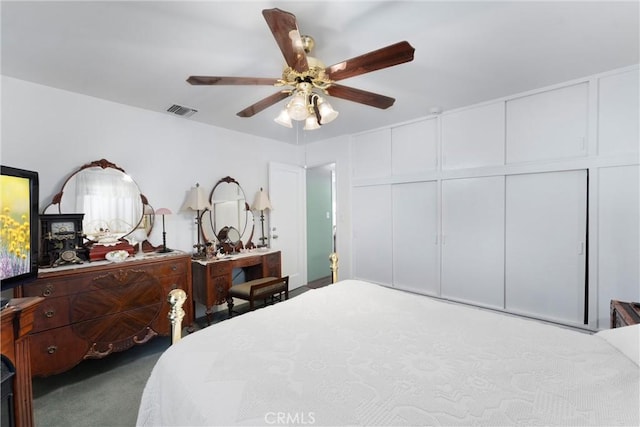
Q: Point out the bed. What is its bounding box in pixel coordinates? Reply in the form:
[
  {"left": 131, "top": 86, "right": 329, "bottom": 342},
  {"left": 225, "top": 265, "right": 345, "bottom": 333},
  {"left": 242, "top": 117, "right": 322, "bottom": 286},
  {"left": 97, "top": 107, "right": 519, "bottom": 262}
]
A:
[{"left": 136, "top": 279, "right": 639, "bottom": 426}]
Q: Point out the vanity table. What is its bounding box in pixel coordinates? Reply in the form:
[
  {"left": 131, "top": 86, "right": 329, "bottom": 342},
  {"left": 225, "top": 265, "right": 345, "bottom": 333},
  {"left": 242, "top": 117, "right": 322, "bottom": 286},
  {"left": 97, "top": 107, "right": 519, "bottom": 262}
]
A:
[
  {"left": 16, "top": 252, "right": 192, "bottom": 377},
  {"left": 192, "top": 250, "right": 281, "bottom": 324}
]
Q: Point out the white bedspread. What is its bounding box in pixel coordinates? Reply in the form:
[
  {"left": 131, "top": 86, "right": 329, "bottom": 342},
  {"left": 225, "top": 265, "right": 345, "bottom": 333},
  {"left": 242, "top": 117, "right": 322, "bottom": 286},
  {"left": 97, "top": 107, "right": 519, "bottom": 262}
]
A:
[{"left": 136, "top": 280, "right": 639, "bottom": 426}]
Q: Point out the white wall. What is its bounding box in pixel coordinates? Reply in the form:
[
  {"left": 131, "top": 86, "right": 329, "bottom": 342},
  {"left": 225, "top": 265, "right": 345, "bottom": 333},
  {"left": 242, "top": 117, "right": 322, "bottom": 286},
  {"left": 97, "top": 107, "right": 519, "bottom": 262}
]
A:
[{"left": 0, "top": 76, "right": 302, "bottom": 254}]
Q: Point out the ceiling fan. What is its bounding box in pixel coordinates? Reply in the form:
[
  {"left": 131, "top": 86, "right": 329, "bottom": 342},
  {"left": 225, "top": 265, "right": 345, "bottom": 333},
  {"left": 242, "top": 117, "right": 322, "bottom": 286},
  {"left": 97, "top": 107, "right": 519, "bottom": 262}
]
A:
[{"left": 186, "top": 8, "right": 415, "bottom": 130}]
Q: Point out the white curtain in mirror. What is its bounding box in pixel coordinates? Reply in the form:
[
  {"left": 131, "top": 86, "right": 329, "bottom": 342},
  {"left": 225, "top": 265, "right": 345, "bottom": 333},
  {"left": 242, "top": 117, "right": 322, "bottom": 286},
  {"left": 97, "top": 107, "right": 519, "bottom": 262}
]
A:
[{"left": 74, "top": 168, "right": 142, "bottom": 236}]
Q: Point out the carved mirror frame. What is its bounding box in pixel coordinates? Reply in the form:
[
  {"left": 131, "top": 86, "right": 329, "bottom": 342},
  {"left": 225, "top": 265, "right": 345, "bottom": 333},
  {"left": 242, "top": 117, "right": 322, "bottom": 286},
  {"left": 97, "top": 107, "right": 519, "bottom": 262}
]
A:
[
  {"left": 44, "top": 158, "right": 156, "bottom": 252},
  {"left": 202, "top": 176, "right": 255, "bottom": 253}
]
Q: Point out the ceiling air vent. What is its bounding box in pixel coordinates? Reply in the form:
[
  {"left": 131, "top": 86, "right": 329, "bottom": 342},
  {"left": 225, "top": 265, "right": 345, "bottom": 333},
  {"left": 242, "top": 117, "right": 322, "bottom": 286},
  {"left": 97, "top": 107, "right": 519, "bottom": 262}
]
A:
[{"left": 166, "top": 104, "right": 198, "bottom": 118}]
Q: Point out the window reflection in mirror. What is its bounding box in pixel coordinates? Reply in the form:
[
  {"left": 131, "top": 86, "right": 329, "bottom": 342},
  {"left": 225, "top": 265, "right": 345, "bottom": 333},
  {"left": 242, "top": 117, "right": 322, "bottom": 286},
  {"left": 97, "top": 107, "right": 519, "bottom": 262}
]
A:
[{"left": 45, "top": 159, "right": 148, "bottom": 245}]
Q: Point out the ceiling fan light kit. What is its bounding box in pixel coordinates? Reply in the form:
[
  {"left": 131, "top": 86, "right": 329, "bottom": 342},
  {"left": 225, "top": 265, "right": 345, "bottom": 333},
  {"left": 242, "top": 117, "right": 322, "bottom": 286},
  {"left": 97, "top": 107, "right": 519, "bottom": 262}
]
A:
[{"left": 187, "top": 8, "right": 415, "bottom": 131}]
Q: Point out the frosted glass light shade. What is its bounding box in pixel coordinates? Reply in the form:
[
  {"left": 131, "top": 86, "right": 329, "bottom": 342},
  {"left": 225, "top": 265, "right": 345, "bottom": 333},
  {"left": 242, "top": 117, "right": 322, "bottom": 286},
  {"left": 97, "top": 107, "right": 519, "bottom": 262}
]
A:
[
  {"left": 318, "top": 100, "right": 339, "bottom": 124},
  {"left": 304, "top": 115, "right": 321, "bottom": 130},
  {"left": 287, "top": 92, "right": 310, "bottom": 121},
  {"left": 274, "top": 109, "right": 293, "bottom": 128}
]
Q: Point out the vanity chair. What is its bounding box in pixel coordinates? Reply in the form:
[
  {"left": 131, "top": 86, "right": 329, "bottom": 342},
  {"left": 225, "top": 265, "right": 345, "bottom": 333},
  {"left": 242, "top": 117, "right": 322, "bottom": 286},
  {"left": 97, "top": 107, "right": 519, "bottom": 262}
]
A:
[{"left": 227, "top": 276, "right": 289, "bottom": 317}]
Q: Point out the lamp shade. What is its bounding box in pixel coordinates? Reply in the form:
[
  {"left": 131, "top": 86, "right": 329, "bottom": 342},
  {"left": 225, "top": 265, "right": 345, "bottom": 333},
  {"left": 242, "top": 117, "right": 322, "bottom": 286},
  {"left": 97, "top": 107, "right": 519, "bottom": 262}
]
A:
[
  {"left": 181, "top": 183, "right": 212, "bottom": 212},
  {"left": 155, "top": 207, "right": 172, "bottom": 215},
  {"left": 251, "top": 188, "right": 272, "bottom": 211},
  {"left": 304, "top": 115, "right": 321, "bottom": 130},
  {"left": 274, "top": 109, "right": 293, "bottom": 128}
]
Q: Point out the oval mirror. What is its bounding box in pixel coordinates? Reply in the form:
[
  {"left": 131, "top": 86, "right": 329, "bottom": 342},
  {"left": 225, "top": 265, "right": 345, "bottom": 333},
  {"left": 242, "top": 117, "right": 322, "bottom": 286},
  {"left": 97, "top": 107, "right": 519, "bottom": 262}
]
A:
[
  {"left": 202, "top": 176, "right": 254, "bottom": 249},
  {"left": 45, "top": 159, "right": 151, "bottom": 244}
]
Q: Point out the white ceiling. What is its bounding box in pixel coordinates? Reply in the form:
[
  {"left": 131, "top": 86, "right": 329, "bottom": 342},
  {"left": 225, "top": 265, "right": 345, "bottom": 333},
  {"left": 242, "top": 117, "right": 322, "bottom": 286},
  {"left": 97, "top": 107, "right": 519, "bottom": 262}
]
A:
[{"left": 2, "top": 1, "right": 638, "bottom": 144}]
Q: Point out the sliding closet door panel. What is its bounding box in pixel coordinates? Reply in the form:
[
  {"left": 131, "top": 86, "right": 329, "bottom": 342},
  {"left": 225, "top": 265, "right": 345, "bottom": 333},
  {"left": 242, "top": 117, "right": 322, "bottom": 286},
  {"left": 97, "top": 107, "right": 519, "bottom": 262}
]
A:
[
  {"left": 441, "top": 176, "right": 505, "bottom": 308},
  {"left": 505, "top": 170, "right": 587, "bottom": 324},
  {"left": 352, "top": 185, "right": 392, "bottom": 285},
  {"left": 597, "top": 165, "right": 640, "bottom": 328},
  {"left": 392, "top": 181, "right": 438, "bottom": 295}
]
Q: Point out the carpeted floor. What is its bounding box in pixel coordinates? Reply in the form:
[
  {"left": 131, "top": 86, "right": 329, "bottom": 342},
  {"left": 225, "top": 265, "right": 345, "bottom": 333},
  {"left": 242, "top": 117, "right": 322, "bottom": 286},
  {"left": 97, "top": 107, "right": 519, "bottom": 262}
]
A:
[{"left": 32, "top": 285, "right": 312, "bottom": 426}]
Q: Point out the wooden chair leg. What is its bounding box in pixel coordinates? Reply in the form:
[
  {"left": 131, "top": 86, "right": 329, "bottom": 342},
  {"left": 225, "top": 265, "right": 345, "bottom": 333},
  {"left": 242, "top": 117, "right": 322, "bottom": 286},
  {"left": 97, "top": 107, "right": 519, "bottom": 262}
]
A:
[{"left": 227, "top": 297, "right": 234, "bottom": 318}]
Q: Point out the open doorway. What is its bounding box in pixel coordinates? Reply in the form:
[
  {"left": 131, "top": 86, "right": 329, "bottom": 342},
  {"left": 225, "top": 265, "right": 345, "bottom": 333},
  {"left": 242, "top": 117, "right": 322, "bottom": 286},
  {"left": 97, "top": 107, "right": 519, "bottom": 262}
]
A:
[{"left": 306, "top": 163, "right": 336, "bottom": 289}]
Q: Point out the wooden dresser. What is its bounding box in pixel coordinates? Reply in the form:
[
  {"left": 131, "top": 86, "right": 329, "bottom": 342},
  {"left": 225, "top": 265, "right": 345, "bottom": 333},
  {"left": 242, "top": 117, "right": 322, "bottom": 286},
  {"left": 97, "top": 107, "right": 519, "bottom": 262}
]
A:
[
  {"left": 16, "top": 253, "right": 192, "bottom": 377},
  {"left": 192, "top": 250, "right": 281, "bottom": 324}
]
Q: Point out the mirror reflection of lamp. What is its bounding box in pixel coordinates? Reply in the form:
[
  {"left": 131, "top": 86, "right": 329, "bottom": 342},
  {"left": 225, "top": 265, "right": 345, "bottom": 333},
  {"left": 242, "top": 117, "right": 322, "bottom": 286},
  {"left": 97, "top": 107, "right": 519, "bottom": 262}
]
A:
[
  {"left": 181, "top": 183, "right": 212, "bottom": 259},
  {"left": 251, "top": 188, "right": 272, "bottom": 248},
  {"left": 155, "top": 208, "right": 172, "bottom": 253}
]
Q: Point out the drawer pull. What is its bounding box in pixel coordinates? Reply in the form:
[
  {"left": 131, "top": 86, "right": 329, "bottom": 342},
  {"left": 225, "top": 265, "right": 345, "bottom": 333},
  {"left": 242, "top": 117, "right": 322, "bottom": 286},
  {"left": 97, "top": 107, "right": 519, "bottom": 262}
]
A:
[
  {"left": 44, "top": 309, "right": 55, "bottom": 318},
  {"left": 42, "top": 285, "right": 53, "bottom": 297},
  {"left": 172, "top": 265, "right": 177, "bottom": 271},
  {"left": 47, "top": 345, "right": 57, "bottom": 354}
]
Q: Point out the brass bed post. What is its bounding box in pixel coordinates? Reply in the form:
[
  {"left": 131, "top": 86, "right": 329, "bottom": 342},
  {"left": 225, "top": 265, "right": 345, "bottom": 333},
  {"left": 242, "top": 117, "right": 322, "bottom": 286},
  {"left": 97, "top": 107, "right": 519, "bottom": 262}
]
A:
[
  {"left": 329, "top": 252, "right": 339, "bottom": 283},
  {"left": 168, "top": 288, "right": 187, "bottom": 344}
]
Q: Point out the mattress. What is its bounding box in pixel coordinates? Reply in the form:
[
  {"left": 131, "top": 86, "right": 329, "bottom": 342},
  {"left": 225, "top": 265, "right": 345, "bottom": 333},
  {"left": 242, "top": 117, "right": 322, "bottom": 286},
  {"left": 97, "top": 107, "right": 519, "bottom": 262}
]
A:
[{"left": 136, "top": 279, "right": 639, "bottom": 426}]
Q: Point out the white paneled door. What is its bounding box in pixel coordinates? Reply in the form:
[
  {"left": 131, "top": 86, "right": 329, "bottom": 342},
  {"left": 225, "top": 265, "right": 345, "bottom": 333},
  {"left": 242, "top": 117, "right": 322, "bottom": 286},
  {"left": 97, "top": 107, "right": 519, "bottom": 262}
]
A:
[
  {"left": 352, "top": 185, "right": 392, "bottom": 285},
  {"left": 441, "top": 176, "right": 506, "bottom": 308},
  {"left": 392, "top": 181, "right": 439, "bottom": 295},
  {"left": 269, "top": 162, "right": 306, "bottom": 290},
  {"left": 505, "top": 170, "right": 587, "bottom": 325}
]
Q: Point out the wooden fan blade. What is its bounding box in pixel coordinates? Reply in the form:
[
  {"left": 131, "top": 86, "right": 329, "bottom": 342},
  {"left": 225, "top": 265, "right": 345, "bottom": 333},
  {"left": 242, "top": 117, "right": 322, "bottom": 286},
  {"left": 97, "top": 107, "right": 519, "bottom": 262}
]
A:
[
  {"left": 237, "top": 91, "right": 291, "bottom": 118},
  {"left": 325, "top": 41, "right": 415, "bottom": 82},
  {"left": 326, "top": 84, "right": 395, "bottom": 109},
  {"left": 262, "top": 8, "right": 308, "bottom": 73},
  {"left": 187, "top": 76, "right": 279, "bottom": 86}
]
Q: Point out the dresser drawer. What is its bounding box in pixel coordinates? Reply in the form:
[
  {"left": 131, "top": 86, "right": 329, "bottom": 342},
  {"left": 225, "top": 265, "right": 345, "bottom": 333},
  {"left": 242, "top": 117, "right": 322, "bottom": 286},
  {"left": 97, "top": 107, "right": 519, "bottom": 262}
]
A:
[
  {"left": 30, "top": 304, "right": 163, "bottom": 377},
  {"left": 31, "top": 296, "right": 72, "bottom": 332},
  {"left": 24, "top": 258, "right": 189, "bottom": 298},
  {"left": 207, "top": 261, "right": 232, "bottom": 277},
  {"left": 30, "top": 326, "right": 90, "bottom": 377}
]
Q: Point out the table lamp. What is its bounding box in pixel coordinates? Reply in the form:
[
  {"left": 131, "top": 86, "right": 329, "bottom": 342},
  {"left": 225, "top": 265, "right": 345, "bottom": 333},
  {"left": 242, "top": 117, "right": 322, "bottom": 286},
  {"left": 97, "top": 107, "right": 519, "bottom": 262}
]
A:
[
  {"left": 181, "top": 183, "right": 212, "bottom": 258},
  {"left": 155, "top": 208, "right": 172, "bottom": 253},
  {"left": 251, "top": 187, "right": 272, "bottom": 248}
]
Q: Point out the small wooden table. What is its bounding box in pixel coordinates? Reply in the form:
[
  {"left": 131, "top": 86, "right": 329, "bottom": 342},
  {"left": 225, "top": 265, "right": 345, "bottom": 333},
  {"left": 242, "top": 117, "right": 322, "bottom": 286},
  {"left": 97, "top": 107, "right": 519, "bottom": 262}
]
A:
[{"left": 610, "top": 300, "right": 640, "bottom": 328}]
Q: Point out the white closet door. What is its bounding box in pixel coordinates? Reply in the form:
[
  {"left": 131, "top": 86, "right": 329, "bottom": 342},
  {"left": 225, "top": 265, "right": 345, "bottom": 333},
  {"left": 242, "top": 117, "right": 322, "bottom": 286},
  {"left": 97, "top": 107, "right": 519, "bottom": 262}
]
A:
[
  {"left": 598, "top": 69, "right": 640, "bottom": 155},
  {"left": 506, "top": 83, "right": 588, "bottom": 163},
  {"left": 505, "top": 170, "right": 587, "bottom": 325},
  {"left": 441, "top": 176, "right": 505, "bottom": 308},
  {"left": 597, "top": 165, "right": 640, "bottom": 328},
  {"left": 392, "top": 119, "right": 438, "bottom": 176},
  {"left": 441, "top": 102, "right": 505, "bottom": 169},
  {"left": 352, "top": 185, "right": 392, "bottom": 285},
  {"left": 392, "top": 181, "right": 438, "bottom": 295},
  {"left": 351, "top": 129, "right": 392, "bottom": 180}
]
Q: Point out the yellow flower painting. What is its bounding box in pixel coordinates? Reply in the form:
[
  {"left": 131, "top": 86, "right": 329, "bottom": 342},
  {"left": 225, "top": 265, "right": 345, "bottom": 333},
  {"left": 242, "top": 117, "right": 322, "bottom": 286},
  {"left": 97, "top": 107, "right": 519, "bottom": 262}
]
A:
[{"left": 1, "top": 175, "right": 32, "bottom": 279}]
